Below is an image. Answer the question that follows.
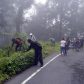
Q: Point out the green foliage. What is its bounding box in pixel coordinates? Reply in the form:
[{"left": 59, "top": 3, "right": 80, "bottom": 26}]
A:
[
  {"left": 0, "top": 73, "right": 9, "bottom": 83},
  {"left": 0, "top": 51, "right": 34, "bottom": 83},
  {"left": 40, "top": 41, "right": 60, "bottom": 58},
  {"left": 14, "top": 32, "right": 28, "bottom": 40},
  {"left": 0, "top": 49, "right": 6, "bottom": 58},
  {"left": 0, "top": 41, "right": 60, "bottom": 83},
  {"left": 55, "top": 43, "right": 60, "bottom": 53}
]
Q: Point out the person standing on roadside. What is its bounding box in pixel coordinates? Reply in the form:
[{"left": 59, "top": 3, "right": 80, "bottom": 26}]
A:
[
  {"left": 60, "top": 38, "right": 67, "bottom": 55},
  {"left": 66, "top": 37, "right": 70, "bottom": 50},
  {"left": 65, "top": 37, "right": 70, "bottom": 54}
]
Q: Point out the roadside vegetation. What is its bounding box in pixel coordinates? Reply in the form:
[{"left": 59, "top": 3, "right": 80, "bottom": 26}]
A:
[{"left": 0, "top": 41, "right": 60, "bottom": 83}]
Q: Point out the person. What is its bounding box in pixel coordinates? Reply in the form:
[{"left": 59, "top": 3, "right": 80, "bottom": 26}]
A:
[
  {"left": 26, "top": 39, "right": 43, "bottom": 67},
  {"left": 73, "top": 38, "right": 76, "bottom": 50},
  {"left": 80, "top": 38, "right": 84, "bottom": 49},
  {"left": 60, "top": 38, "right": 67, "bottom": 55},
  {"left": 49, "top": 38, "right": 55, "bottom": 46},
  {"left": 65, "top": 37, "right": 70, "bottom": 51},
  {"left": 75, "top": 38, "right": 80, "bottom": 52},
  {"left": 11, "top": 38, "right": 23, "bottom": 51},
  {"left": 29, "top": 33, "right": 37, "bottom": 42}
]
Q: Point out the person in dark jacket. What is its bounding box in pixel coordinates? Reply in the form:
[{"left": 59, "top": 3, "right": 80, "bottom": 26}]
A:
[
  {"left": 27, "top": 39, "right": 43, "bottom": 67},
  {"left": 75, "top": 38, "right": 80, "bottom": 51},
  {"left": 80, "top": 38, "right": 84, "bottom": 48},
  {"left": 65, "top": 37, "right": 70, "bottom": 50},
  {"left": 11, "top": 38, "right": 23, "bottom": 51}
]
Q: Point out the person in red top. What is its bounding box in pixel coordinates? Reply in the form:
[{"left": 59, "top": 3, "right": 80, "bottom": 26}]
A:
[{"left": 11, "top": 38, "right": 23, "bottom": 51}]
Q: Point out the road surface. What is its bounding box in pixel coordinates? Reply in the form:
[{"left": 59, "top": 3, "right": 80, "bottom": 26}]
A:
[{"left": 5, "top": 49, "right": 84, "bottom": 84}]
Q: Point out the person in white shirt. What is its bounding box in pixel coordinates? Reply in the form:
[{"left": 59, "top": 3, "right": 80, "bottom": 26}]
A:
[
  {"left": 60, "top": 38, "right": 67, "bottom": 55},
  {"left": 29, "top": 33, "right": 37, "bottom": 42}
]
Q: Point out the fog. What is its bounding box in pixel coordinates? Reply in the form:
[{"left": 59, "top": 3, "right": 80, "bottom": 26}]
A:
[{"left": 0, "top": 0, "right": 84, "bottom": 47}]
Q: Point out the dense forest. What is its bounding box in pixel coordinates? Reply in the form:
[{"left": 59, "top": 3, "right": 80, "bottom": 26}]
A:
[{"left": 0, "top": 0, "right": 84, "bottom": 47}]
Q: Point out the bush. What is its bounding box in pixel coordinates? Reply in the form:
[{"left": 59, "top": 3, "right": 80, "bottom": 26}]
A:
[
  {"left": 0, "top": 41, "right": 60, "bottom": 83},
  {"left": 0, "top": 73, "right": 9, "bottom": 83}
]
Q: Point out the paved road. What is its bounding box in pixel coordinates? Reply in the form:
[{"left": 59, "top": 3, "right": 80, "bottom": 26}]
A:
[{"left": 5, "top": 49, "right": 84, "bottom": 84}]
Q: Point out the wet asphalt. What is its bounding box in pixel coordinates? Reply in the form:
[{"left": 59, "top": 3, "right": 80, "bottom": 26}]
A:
[{"left": 5, "top": 48, "right": 84, "bottom": 84}]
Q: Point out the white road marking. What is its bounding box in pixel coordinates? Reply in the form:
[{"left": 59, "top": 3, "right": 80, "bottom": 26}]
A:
[{"left": 21, "top": 54, "right": 61, "bottom": 84}]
